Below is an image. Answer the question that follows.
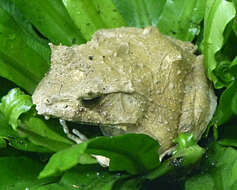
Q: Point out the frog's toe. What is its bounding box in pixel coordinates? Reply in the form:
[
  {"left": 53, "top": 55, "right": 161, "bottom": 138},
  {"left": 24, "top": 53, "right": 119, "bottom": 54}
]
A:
[{"left": 59, "top": 119, "right": 87, "bottom": 144}]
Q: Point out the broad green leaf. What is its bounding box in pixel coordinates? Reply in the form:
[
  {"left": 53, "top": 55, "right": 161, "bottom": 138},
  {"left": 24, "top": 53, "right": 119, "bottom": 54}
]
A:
[
  {"left": 217, "top": 23, "right": 237, "bottom": 62},
  {"left": 0, "top": 138, "right": 6, "bottom": 148},
  {"left": 40, "top": 134, "right": 160, "bottom": 179},
  {"left": 113, "top": 0, "right": 166, "bottom": 28},
  {"left": 231, "top": 57, "right": 237, "bottom": 115},
  {"left": 185, "top": 143, "right": 237, "bottom": 190},
  {"left": 0, "top": 88, "right": 73, "bottom": 152},
  {"left": 203, "top": 0, "right": 236, "bottom": 88},
  {"left": 230, "top": 57, "right": 237, "bottom": 76},
  {"left": 0, "top": 111, "right": 17, "bottom": 137},
  {"left": 59, "top": 165, "right": 123, "bottom": 190},
  {"left": 38, "top": 165, "right": 142, "bottom": 190},
  {"left": 217, "top": 118, "right": 237, "bottom": 147},
  {"left": 211, "top": 57, "right": 237, "bottom": 127},
  {"left": 86, "top": 134, "right": 160, "bottom": 174},
  {"left": 62, "top": 0, "right": 127, "bottom": 41},
  {"left": 213, "top": 60, "right": 234, "bottom": 86},
  {"left": 0, "top": 147, "right": 23, "bottom": 157},
  {"left": 112, "top": 177, "right": 145, "bottom": 190},
  {"left": 34, "top": 184, "right": 66, "bottom": 190},
  {"left": 19, "top": 113, "right": 73, "bottom": 152},
  {"left": 12, "top": 0, "right": 85, "bottom": 45},
  {"left": 157, "top": 0, "right": 205, "bottom": 41},
  {"left": 0, "top": 88, "right": 33, "bottom": 130},
  {"left": 146, "top": 133, "right": 205, "bottom": 180},
  {"left": 6, "top": 136, "right": 52, "bottom": 152},
  {"left": 234, "top": 0, "right": 237, "bottom": 9},
  {"left": 213, "top": 22, "right": 237, "bottom": 87},
  {"left": 211, "top": 80, "right": 237, "bottom": 127},
  {"left": 0, "top": 77, "right": 17, "bottom": 98},
  {"left": 219, "top": 138, "right": 237, "bottom": 148},
  {"left": 173, "top": 133, "right": 196, "bottom": 153},
  {"left": 113, "top": 0, "right": 205, "bottom": 41},
  {"left": 211, "top": 80, "right": 237, "bottom": 126},
  {"left": 0, "top": 111, "right": 50, "bottom": 152},
  {"left": 233, "top": 16, "right": 237, "bottom": 37},
  {"left": 0, "top": 0, "right": 50, "bottom": 94},
  {"left": 39, "top": 143, "right": 96, "bottom": 178},
  {"left": 60, "top": 166, "right": 144, "bottom": 190},
  {"left": 0, "top": 156, "right": 56, "bottom": 190}
]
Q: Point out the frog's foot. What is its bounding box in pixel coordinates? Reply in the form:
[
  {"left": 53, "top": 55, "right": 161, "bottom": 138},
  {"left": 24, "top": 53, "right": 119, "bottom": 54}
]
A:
[
  {"left": 159, "top": 147, "right": 176, "bottom": 161},
  {"left": 59, "top": 119, "right": 110, "bottom": 167},
  {"left": 92, "top": 155, "right": 110, "bottom": 167},
  {"left": 59, "top": 119, "right": 87, "bottom": 144}
]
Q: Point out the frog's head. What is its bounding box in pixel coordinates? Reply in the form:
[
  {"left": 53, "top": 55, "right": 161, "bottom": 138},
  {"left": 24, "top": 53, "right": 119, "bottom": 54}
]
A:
[{"left": 32, "top": 36, "right": 148, "bottom": 130}]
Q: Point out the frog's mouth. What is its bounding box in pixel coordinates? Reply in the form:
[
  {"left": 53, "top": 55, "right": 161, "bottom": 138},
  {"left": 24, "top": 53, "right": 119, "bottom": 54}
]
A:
[
  {"left": 34, "top": 90, "right": 146, "bottom": 126},
  {"left": 71, "top": 119, "right": 135, "bottom": 137}
]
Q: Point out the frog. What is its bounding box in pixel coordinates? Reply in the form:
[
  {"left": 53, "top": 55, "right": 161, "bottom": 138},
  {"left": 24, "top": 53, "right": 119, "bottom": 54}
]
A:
[{"left": 32, "top": 26, "right": 217, "bottom": 156}]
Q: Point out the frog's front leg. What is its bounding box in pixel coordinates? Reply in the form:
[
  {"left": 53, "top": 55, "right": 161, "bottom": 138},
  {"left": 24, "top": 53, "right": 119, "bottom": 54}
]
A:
[
  {"left": 59, "top": 119, "right": 110, "bottom": 167},
  {"left": 59, "top": 119, "right": 86, "bottom": 144}
]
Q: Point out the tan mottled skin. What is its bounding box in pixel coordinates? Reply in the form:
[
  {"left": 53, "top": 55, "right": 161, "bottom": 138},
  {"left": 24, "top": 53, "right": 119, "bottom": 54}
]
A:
[{"left": 32, "top": 27, "right": 216, "bottom": 154}]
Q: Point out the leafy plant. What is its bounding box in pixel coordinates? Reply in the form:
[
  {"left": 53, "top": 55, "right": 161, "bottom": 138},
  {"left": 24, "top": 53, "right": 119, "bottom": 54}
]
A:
[
  {"left": 0, "top": 0, "right": 237, "bottom": 189},
  {"left": 185, "top": 143, "right": 237, "bottom": 190}
]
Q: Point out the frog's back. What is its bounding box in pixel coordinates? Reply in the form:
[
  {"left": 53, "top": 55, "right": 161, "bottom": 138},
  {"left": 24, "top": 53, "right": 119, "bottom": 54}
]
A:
[{"left": 93, "top": 27, "right": 216, "bottom": 154}]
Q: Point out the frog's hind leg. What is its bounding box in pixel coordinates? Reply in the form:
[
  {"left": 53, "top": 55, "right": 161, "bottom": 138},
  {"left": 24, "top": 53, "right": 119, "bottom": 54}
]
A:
[{"left": 59, "top": 119, "right": 87, "bottom": 144}]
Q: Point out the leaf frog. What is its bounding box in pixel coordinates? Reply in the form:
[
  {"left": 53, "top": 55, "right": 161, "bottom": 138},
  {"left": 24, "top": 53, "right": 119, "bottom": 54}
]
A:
[{"left": 32, "top": 27, "right": 217, "bottom": 155}]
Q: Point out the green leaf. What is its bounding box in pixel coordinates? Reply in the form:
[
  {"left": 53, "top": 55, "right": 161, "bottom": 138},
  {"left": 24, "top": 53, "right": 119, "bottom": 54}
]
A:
[
  {"left": 12, "top": 0, "right": 86, "bottom": 45},
  {"left": 87, "top": 134, "right": 160, "bottom": 174},
  {"left": 185, "top": 143, "right": 237, "bottom": 190},
  {"left": 113, "top": 0, "right": 205, "bottom": 41},
  {"left": 40, "top": 134, "right": 160, "bottom": 179},
  {"left": 62, "top": 0, "right": 127, "bottom": 41},
  {"left": 211, "top": 57, "right": 237, "bottom": 127},
  {"left": 34, "top": 184, "right": 67, "bottom": 190},
  {"left": 0, "top": 156, "right": 56, "bottom": 190},
  {"left": 39, "top": 143, "right": 96, "bottom": 179},
  {"left": 203, "top": 0, "right": 236, "bottom": 88},
  {"left": 230, "top": 57, "right": 237, "bottom": 115},
  {"left": 157, "top": 0, "right": 205, "bottom": 41},
  {"left": 233, "top": 1, "right": 237, "bottom": 38},
  {"left": 0, "top": 0, "right": 50, "bottom": 93},
  {"left": 0, "top": 110, "right": 50, "bottom": 152},
  {"left": 18, "top": 113, "right": 73, "bottom": 152},
  {"left": 146, "top": 133, "right": 205, "bottom": 180},
  {"left": 38, "top": 165, "right": 143, "bottom": 190},
  {"left": 216, "top": 22, "right": 237, "bottom": 63},
  {"left": 113, "top": 0, "right": 165, "bottom": 28},
  {"left": 173, "top": 133, "right": 196, "bottom": 153},
  {"left": 112, "top": 177, "right": 145, "bottom": 190},
  {"left": 213, "top": 60, "right": 234, "bottom": 86},
  {"left": 230, "top": 57, "right": 237, "bottom": 76},
  {"left": 0, "top": 88, "right": 73, "bottom": 152},
  {"left": 0, "top": 137, "right": 6, "bottom": 148},
  {"left": 233, "top": 16, "right": 237, "bottom": 37},
  {"left": 0, "top": 88, "right": 33, "bottom": 130},
  {"left": 216, "top": 118, "right": 237, "bottom": 147},
  {"left": 0, "top": 77, "right": 17, "bottom": 98},
  {"left": 0, "top": 95, "right": 63, "bottom": 152},
  {"left": 0, "top": 111, "right": 17, "bottom": 137},
  {"left": 0, "top": 111, "right": 42, "bottom": 152},
  {"left": 59, "top": 165, "right": 124, "bottom": 190}
]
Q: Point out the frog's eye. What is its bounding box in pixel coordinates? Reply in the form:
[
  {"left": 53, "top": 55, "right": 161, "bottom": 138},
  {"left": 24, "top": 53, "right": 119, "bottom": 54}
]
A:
[{"left": 80, "top": 96, "right": 102, "bottom": 107}]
